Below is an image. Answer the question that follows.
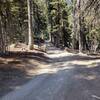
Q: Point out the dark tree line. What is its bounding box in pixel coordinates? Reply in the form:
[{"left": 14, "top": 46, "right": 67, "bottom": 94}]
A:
[
  {"left": 72, "top": 0, "right": 100, "bottom": 53},
  {"left": 0, "top": 0, "right": 47, "bottom": 53},
  {"left": 47, "top": 0, "right": 71, "bottom": 48},
  {"left": 0, "top": 0, "right": 100, "bottom": 54}
]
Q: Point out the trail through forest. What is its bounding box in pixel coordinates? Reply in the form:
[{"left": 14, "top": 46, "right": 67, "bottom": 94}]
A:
[{"left": 1, "top": 43, "right": 100, "bottom": 100}]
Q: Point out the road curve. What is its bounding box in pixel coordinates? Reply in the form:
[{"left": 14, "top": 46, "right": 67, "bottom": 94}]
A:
[{"left": 1, "top": 45, "right": 100, "bottom": 100}]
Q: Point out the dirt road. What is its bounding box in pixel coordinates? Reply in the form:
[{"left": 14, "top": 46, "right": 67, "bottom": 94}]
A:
[{"left": 1, "top": 44, "right": 100, "bottom": 100}]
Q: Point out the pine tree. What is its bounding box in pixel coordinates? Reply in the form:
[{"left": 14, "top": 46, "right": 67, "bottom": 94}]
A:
[{"left": 47, "top": 0, "right": 71, "bottom": 47}]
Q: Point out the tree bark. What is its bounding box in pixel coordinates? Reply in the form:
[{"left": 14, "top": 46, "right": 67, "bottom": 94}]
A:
[
  {"left": 27, "top": 0, "right": 34, "bottom": 50},
  {"left": 78, "top": 0, "right": 83, "bottom": 53},
  {"left": 72, "top": 0, "right": 76, "bottom": 50}
]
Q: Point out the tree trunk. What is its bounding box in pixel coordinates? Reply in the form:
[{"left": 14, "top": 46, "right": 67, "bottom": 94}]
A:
[
  {"left": 78, "top": 0, "right": 83, "bottom": 53},
  {"left": 72, "top": 1, "right": 76, "bottom": 50},
  {"left": 27, "top": 0, "right": 34, "bottom": 50}
]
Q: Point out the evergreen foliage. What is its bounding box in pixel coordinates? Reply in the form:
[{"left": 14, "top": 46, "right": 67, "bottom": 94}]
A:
[{"left": 0, "top": 0, "right": 100, "bottom": 53}]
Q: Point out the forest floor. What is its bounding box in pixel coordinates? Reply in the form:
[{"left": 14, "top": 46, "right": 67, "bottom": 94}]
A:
[{"left": 1, "top": 43, "right": 100, "bottom": 100}]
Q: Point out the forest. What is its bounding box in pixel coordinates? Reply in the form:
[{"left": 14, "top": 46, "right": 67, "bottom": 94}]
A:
[
  {"left": 0, "top": 0, "right": 100, "bottom": 54},
  {"left": 0, "top": 0, "right": 100, "bottom": 100}
]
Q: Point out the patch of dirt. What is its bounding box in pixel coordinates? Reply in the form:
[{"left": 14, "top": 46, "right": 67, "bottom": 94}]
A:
[
  {"left": 0, "top": 50, "right": 50, "bottom": 97},
  {"left": 9, "top": 43, "right": 46, "bottom": 52}
]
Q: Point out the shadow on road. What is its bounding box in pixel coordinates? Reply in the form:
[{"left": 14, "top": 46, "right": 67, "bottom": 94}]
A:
[
  {"left": 0, "top": 51, "right": 51, "bottom": 97},
  {"left": 0, "top": 50, "right": 100, "bottom": 100}
]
